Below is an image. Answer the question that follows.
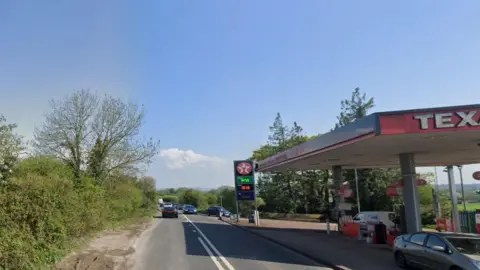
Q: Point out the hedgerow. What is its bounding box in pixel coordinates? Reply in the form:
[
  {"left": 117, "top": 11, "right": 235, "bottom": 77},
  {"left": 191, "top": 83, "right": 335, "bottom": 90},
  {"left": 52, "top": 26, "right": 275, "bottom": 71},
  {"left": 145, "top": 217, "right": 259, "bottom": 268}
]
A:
[{"left": 0, "top": 157, "right": 157, "bottom": 269}]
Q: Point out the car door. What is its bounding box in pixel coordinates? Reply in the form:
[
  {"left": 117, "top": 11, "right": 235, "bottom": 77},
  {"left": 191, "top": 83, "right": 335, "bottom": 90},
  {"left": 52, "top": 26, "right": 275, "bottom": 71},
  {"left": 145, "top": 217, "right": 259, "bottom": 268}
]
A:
[
  {"left": 423, "top": 234, "right": 453, "bottom": 270},
  {"left": 403, "top": 233, "right": 429, "bottom": 268}
]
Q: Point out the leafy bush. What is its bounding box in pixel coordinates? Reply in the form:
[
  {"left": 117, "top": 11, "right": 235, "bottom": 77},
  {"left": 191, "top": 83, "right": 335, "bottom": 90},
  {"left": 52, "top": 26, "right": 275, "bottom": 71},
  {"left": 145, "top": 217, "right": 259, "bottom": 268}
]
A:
[{"left": 0, "top": 158, "right": 157, "bottom": 269}]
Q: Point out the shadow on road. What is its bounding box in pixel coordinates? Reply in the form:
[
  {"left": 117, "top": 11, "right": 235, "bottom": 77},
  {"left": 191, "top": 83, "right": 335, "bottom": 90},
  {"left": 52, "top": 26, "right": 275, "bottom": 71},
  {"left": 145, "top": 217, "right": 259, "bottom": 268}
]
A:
[
  {"left": 225, "top": 222, "right": 401, "bottom": 270},
  {"left": 181, "top": 220, "right": 322, "bottom": 268}
]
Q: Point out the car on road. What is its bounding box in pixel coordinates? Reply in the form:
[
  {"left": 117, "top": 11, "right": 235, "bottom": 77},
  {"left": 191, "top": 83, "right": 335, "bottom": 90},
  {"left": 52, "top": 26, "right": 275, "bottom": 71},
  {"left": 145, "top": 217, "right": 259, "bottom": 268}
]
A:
[
  {"left": 393, "top": 231, "right": 480, "bottom": 269},
  {"left": 162, "top": 206, "right": 178, "bottom": 218},
  {"left": 207, "top": 206, "right": 230, "bottom": 217},
  {"left": 163, "top": 202, "right": 173, "bottom": 208},
  {"left": 183, "top": 205, "right": 197, "bottom": 214}
]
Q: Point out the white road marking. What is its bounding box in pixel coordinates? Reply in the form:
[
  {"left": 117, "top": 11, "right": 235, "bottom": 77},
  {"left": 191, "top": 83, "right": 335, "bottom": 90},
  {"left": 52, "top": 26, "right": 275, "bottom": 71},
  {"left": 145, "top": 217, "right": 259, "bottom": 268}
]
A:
[
  {"left": 198, "top": 237, "right": 225, "bottom": 270},
  {"left": 183, "top": 215, "right": 236, "bottom": 270}
]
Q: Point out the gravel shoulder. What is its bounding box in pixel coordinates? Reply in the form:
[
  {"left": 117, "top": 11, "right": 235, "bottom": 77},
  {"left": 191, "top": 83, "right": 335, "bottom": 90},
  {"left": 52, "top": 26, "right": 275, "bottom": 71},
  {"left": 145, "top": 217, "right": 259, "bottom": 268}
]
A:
[{"left": 55, "top": 217, "right": 155, "bottom": 270}]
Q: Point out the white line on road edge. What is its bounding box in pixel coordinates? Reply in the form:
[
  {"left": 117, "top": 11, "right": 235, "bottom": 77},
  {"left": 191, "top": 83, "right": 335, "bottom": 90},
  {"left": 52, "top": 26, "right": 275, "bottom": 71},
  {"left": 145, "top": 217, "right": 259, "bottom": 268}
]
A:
[
  {"left": 198, "top": 237, "right": 225, "bottom": 270},
  {"left": 183, "top": 215, "right": 236, "bottom": 270}
]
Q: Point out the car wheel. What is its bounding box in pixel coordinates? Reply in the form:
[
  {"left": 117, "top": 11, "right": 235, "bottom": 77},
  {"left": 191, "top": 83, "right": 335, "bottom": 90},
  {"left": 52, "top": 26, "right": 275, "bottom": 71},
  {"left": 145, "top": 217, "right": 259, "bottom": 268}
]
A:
[
  {"left": 450, "top": 266, "right": 463, "bottom": 270},
  {"left": 394, "top": 251, "right": 407, "bottom": 269}
]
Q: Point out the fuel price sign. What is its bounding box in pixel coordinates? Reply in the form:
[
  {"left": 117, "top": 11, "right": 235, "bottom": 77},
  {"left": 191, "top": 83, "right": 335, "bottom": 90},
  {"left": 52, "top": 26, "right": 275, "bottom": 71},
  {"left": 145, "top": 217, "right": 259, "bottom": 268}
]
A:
[{"left": 233, "top": 160, "right": 255, "bottom": 201}]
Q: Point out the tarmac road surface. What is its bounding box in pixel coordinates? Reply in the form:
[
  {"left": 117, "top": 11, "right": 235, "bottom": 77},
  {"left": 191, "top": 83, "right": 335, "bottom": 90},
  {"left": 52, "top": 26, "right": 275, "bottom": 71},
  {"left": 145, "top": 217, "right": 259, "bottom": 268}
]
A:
[{"left": 132, "top": 214, "right": 333, "bottom": 270}]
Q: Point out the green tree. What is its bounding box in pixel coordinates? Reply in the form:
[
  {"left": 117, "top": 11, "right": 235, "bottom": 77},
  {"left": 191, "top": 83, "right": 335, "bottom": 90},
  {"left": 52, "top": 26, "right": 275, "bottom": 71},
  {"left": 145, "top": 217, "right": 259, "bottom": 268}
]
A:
[
  {"left": 33, "top": 89, "right": 160, "bottom": 185},
  {"left": 162, "top": 195, "right": 179, "bottom": 203},
  {"left": 334, "top": 88, "right": 400, "bottom": 213},
  {"left": 334, "top": 87, "right": 374, "bottom": 130},
  {"left": 179, "top": 189, "right": 208, "bottom": 209},
  {"left": 205, "top": 192, "right": 218, "bottom": 206},
  {"left": 252, "top": 113, "right": 328, "bottom": 214},
  {"left": 213, "top": 186, "right": 236, "bottom": 212}
]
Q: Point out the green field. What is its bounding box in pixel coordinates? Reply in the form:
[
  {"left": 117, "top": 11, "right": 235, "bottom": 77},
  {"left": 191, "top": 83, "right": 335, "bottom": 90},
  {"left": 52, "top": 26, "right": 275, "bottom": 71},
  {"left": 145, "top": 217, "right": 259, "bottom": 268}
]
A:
[{"left": 463, "top": 202, "right": 480, "bottom": 211}]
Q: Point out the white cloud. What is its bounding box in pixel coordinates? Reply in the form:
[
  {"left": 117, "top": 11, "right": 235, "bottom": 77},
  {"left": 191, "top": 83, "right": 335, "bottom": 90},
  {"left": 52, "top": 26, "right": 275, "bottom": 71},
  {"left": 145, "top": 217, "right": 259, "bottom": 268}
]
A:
[
  {"left": 159, "top": 148, "right": 225, "bottom": 169},
  {"left": 148, "top": 148, "right": 233, "bottom": 189}
]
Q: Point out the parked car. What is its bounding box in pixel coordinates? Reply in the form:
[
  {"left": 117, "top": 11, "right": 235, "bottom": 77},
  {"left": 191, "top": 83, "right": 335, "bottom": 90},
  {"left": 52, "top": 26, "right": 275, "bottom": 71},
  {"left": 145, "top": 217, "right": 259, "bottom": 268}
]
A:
[
  {"left": 162, "top": 206, "right": 178, "bottom": 218},
  {"left": 393, "top": 231, "right": 480, "bottom": 269},
  {"left": 207, "top": 206, "right": 230, "bottom": 217},
  {"left": 222, "top": 210, "right": 231, "bottom": 217},
  {"left": 183, "top": 205, "right": 197, "bottom": 215}
]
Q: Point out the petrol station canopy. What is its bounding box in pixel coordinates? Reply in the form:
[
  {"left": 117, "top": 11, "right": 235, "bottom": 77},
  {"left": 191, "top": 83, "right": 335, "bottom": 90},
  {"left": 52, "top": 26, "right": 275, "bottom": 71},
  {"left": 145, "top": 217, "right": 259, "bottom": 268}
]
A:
[{"left": 257, "top": 104, "right": 480, "bottom": 172}]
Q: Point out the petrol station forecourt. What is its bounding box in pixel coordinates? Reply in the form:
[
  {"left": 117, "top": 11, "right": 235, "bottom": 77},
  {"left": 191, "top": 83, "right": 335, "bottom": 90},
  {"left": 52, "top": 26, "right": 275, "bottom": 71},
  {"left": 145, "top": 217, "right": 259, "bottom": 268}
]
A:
[{"left": 256, "top": 104, "right": 480, "bottom": 234}]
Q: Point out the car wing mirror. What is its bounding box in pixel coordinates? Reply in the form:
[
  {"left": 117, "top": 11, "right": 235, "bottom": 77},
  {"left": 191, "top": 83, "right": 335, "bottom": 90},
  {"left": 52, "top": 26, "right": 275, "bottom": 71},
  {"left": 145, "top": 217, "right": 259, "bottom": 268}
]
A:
[{"left": 431, "top": 246, "right": 447, "bottom": 252}]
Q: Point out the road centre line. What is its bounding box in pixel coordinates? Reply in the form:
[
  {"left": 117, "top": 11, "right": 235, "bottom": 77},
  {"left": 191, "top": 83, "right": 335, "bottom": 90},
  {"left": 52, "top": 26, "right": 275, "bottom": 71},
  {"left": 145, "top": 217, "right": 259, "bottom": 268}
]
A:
[
  {"left": 198, "top": 237, "right": 225, "bottom": 270},
  {"left": 183, "top": 214, "right": 236, "bottom": 270}
]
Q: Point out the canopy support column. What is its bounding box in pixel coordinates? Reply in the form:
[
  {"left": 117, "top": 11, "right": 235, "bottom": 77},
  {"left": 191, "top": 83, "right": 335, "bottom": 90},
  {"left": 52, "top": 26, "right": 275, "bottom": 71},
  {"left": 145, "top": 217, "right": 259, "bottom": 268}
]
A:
[
  {"left": 399, "top": 153, "right": 422, "bottom": 233},
  {"left": 332, "top": 165, "right": 345, "bottom": 229}
]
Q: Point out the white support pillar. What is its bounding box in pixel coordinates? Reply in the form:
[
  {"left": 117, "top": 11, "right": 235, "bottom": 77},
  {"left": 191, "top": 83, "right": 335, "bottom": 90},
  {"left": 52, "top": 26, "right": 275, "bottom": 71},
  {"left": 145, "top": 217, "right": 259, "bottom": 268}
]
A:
[
  {"left": 399, "top": 153, "right": 422, "bottom": 233},
  {"left": 446, "top": 165, "right": 461, "bottom": 232},
  {"left": 332, "top": 165, "right": 344, "bottom": 228}
]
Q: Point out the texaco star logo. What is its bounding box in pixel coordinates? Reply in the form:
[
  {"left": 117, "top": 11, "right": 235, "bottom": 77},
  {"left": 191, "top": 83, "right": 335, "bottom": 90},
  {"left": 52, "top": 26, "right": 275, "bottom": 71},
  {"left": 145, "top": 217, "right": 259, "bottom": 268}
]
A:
[{"left": 236, "top": 162, "right": 252, "bottom": 175}]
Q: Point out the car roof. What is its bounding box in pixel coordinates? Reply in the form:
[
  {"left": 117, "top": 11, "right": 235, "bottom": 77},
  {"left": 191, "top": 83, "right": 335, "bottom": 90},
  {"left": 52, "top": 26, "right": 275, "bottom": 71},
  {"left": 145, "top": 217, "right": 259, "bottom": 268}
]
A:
[{"left": 435, "top": 232, "right": 480, "bottom": 239}]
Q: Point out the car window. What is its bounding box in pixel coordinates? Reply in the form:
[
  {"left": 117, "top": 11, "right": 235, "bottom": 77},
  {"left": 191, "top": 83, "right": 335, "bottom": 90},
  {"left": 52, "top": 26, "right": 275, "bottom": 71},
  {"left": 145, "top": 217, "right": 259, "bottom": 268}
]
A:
[
  {"left": 353, "top": 213, "right": 363, "bottom": 220},
  {"left": 426, "top": 235, "right": 447, "bottom": 250},
  {"left": 409, "top": 233, "right": 427, "bottom": 245},
  {"left": 445, "top": 237, "right": 480, "bottom": 255}
]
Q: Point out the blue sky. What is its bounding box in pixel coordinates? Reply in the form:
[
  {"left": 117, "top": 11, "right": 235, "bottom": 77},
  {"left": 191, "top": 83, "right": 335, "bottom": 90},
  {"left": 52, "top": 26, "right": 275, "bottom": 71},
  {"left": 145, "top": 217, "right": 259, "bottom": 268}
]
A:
[{"left": 1, "top": 1, "right": 480, "bottom": 188}]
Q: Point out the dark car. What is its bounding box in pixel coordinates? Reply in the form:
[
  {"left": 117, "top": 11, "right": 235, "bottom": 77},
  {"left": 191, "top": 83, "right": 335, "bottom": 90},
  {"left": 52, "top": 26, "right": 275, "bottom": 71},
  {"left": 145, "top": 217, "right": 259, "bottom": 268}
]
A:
[
  {"left": 393, "top": 231, "right": 480, "bottom": 270},
  {"left": 183, "top": 205, "right": 197, "bottom": 214},
  {"left": 207, "top": 206, "right": 229, "bottom": 217},
  {"left": 162, "top": 206, "right": 178, "bottom": 218},
  {"left": 177, "top": 204, "right": 185, "bottom": 211}
]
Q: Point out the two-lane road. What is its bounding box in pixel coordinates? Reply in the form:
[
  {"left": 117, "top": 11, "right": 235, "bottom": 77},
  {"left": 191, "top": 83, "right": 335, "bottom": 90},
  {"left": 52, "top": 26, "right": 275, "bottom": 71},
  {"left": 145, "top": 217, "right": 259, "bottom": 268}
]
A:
[{"left": 133, "top": 214, "right": 333, "bottom": 270}]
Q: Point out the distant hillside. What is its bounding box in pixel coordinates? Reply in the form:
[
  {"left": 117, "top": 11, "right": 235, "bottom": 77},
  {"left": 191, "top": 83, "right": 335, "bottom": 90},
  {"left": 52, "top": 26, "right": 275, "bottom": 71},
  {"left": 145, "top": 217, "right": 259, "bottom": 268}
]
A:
[{"left": 437, "top": 184, "right": 480, "bottom": 190}]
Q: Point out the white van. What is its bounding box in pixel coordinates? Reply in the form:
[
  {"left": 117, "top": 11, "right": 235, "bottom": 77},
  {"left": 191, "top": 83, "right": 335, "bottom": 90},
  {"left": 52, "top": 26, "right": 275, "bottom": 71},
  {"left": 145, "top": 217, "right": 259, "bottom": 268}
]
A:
[{"left": 352, "top": 211, "right": 396, "bottom": 228}]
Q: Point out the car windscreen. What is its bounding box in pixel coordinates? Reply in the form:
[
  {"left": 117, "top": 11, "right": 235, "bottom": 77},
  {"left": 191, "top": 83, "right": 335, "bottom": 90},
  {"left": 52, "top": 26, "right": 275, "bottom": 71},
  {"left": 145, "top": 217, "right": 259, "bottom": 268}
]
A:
[
  {"left": 445, "top": 237, "right": 480, "bottom": 255},
  {"left": 164, "top": 207, "right": 175, "bottom": 210},
  {"left": 184, "top": 205, "right": 194, "bottom": 209}
]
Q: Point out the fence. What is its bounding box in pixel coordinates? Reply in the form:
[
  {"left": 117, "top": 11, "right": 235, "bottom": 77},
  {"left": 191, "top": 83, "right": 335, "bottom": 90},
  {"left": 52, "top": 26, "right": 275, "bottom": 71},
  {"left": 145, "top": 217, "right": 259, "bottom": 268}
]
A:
[{"left": 459, "top": 211, "right": 476, "bottom": 233}]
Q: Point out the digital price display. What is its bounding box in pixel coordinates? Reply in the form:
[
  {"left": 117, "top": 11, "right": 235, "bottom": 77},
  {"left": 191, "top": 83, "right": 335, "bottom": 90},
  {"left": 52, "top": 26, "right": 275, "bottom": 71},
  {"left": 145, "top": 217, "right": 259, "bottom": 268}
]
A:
[
  {"left": 236, "top": 176, "right": 253, "bottom": 184},
  {"left": 239, "top": 184, "right": 254, "bottom": 191}
]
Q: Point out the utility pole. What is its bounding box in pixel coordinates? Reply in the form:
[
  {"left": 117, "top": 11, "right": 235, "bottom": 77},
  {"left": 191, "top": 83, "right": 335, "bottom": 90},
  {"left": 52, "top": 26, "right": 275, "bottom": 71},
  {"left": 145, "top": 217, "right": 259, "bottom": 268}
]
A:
[
  {"left": 354, "top": 167, "right": 361, "bottom": 213},
  {"left": 458, "top": 165, "right": 469, "bottom": 232},
  {"left": 457, "top": 165, "right": 467, "bottom": 212},
  {"left": 433, "top": 167, "right": 441, "bottom": 219}
]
